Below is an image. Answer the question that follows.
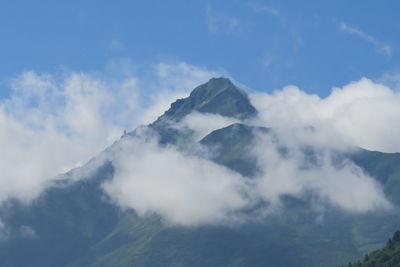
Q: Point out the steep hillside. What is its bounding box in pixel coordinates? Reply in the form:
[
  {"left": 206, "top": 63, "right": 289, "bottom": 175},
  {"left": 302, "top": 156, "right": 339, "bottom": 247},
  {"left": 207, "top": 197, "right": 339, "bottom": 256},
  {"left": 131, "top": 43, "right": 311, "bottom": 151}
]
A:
[{"left": 348, "top": 231, "right": 400, "bottom": 267}]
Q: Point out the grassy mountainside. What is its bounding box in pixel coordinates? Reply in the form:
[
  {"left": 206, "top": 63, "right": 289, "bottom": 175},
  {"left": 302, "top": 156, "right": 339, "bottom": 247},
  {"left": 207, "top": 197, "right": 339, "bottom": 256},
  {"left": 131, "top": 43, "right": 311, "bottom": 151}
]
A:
[{"left": 348, "top": 231, "right": 400, "bottom": 267}]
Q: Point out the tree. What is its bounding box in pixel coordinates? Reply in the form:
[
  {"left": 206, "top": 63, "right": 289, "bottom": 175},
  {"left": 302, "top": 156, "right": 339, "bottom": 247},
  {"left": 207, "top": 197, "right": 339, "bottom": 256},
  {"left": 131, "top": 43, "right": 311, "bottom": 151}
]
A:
[
  {"left": 393, "top": 231, "right": 400, "bottom": 242},
  {"left": 387, "top": 238, "right": 394, "bottom": 249}
]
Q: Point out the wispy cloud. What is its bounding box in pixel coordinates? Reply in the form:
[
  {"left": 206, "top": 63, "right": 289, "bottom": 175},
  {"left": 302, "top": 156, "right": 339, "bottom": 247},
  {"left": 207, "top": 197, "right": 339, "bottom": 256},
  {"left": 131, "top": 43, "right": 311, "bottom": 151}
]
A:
[
  {"left": 247, "top": 2, "right": 279, "bottom": 16},
  {"left": 205, "top": 6, "right": 242, "bottom": 35},
  {"left": 339, "top": 22, "right": 392, "bottom": 56}
]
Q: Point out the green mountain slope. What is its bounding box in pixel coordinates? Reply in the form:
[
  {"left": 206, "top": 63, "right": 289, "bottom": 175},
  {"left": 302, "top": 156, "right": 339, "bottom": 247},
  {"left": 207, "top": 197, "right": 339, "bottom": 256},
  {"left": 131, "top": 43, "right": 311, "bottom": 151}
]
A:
[
  {"left": 1, "top": 78, "right": 400, "bottom": 267},
  {"left": 349, "top": 231, "right": 400, "bottom": 267}
]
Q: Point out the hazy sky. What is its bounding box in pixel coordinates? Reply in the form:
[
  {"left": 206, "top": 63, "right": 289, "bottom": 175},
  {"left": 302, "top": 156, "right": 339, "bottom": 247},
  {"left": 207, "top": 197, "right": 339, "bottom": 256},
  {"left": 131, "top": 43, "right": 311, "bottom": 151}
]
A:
[{"left": 1, "top": 0, "right": 399, "bottom": 97}]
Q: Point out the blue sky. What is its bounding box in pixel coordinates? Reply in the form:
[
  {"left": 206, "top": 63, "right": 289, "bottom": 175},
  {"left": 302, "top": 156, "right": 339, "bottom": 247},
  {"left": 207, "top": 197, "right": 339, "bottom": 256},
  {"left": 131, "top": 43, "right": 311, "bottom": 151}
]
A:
[{"left": 0, "top": 0, "right": 399, "bottom": 97}]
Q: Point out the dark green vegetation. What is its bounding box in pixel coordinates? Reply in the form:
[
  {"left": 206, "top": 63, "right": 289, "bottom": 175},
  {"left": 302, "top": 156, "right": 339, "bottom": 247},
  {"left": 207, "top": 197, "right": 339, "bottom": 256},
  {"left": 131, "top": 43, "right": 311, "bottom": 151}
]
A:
[
  {"left": 1, "top": 77, "right": 400, "bottom": 267},
  {"left": 348, "top": 231, "right": 400, "bottom": 267}
]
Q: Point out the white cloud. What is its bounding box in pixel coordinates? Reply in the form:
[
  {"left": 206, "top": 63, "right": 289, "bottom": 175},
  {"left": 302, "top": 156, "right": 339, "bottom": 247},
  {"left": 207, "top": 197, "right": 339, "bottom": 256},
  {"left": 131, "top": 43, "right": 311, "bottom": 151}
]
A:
[
  {"left": 103, "top": 76, "right": 399, "bottom": 225},
  {"left": 178, "top": 112, "right": 240, "bottom": 141},
  {"left": 0, "top": 71, "right": 126, "bottom": 203},
  {"left": 339, "top": 22, "right": 392, "bottom": 56},
  {"left": 103, "top": 135, "right": 251, "bottom": 226},
  {"left": 0, "top": 61, "right": 396, "bottom": 226},
  {"left": 250, "top": 77, "right": 400, "bottom": 153},
  {"left": 0, "top": 62, "right": 222, "bottom": 204},
  {"left": 100, "top": 76, "right": 396, "bottom": 225},
  {"left": 252, "top": 133, "right": 390, "bottom": 214},
  {"left": 102, "top": 119, "right": 391, "bottom": 226}
]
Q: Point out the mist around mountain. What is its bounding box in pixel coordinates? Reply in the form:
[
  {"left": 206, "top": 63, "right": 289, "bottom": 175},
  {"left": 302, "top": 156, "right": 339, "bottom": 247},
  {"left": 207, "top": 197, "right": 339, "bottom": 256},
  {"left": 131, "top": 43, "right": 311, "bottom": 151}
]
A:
[{"left": 1, "top": 77, "right": 400, "bottom": 266}]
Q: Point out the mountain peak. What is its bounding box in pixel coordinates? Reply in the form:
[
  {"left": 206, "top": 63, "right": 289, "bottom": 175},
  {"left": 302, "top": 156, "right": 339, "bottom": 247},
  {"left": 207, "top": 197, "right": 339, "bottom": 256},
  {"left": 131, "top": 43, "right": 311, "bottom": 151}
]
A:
[
  {"left": 153, "top": 77, "right": 257, "bottom": 124},
  {"left": 190, "top": 77, "right": 234, "bottom": 98}
]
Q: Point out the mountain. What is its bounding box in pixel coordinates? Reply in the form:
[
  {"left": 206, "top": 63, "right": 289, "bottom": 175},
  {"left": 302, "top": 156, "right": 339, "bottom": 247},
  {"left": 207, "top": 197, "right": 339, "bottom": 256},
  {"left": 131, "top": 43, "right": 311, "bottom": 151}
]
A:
[
  {"left": 153, "top": 77, "right": 257, "bottom": 123},
  {"left": 1, "top": 77, "right": 400, "bottom": 267},
  {"left": 348, "top": 231, "right": 400, "bottom": 267},
  {"left": 149, "top": 77, "right": 257, "bottom": 145}
]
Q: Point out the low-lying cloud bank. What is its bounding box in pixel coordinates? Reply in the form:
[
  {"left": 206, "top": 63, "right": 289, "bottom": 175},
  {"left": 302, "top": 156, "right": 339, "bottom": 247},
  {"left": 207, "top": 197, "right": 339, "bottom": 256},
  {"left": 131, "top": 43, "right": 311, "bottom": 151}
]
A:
[
  {"left": 103, "top": 76, "right": 399, "bottom": 226},
  {"left": 103, "top": 125, "right": 390, "bottom": 226},
  {"left": 103, "top": 135, "right": 250, "bottom": 226},
  {"left": 251, "top": 133, "right": 389, "bottom": 214},
  {"left": 1, "top": 62, "right": 399, "bottom": 226}
]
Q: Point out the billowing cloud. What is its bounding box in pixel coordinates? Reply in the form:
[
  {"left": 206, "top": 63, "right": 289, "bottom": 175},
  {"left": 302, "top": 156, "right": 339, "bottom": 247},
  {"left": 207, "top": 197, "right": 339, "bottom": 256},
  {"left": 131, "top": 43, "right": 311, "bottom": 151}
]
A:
[
  {"left": 0, "top": 62, "right": 397, "bottom": 227},
  {"left": 103, "top": 135, "right": 251, "bottom": 226},
  {"left": 101, "top": 79, "right": 394, "bottom": 225},
  {"left": 250, "top": 77, "right": 400, "bottom": 153},
  {"left": 0, "top": 71, "right": 124, "bottom": 203},
  {"left": 252, "top": 133, "right": 390, "bottom": 214},
  {"left": 0, "top": 62, "right": 222, "bottom": 204},
  {"left": 102, "top": 124, "right": 390, "bottom": 226}
]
